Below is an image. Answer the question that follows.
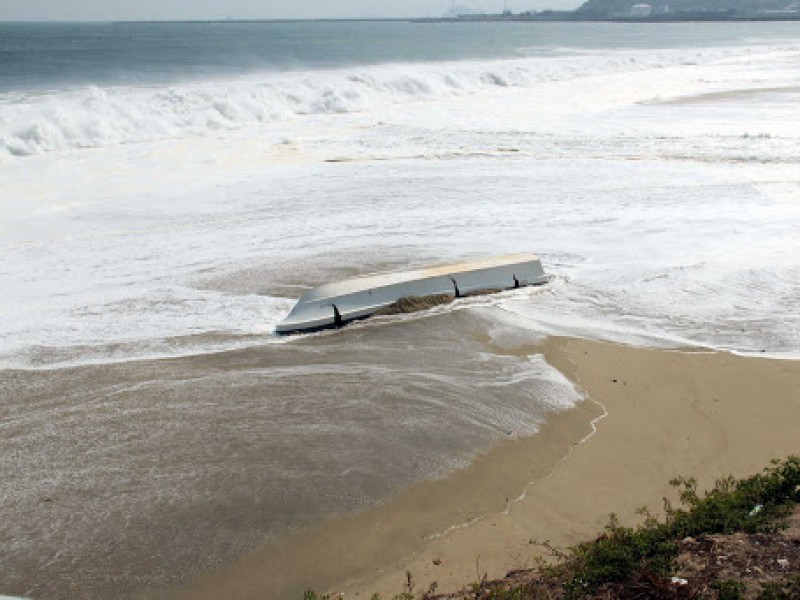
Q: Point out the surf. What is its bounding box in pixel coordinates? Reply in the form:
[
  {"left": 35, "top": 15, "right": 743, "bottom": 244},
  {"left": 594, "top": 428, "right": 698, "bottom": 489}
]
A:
[{"left": 1, "top": 44, "right": 790, "bottom": 157}]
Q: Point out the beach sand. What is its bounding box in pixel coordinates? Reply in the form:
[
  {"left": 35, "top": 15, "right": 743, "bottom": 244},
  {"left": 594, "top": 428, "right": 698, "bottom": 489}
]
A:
[{"left": 180, "top": 338, "right": 800, "bottom": 600}]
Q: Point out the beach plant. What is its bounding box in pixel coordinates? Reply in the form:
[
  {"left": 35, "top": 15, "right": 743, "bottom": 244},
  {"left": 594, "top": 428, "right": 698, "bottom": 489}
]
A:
[
  {"left": 755, "top": 574, "right": 800, "bottom": 600},
  {"left": 552, "top": 456, "right": 800, "bottom": 597},
  {"left": 715, "top": 579, "right": 746, "bottom": 600},
  {"left": 667, "top": 456, "right": 800, "bottom": 537},
  {"left": 558, "top": 512, "right": 676, "bottom": 598}
]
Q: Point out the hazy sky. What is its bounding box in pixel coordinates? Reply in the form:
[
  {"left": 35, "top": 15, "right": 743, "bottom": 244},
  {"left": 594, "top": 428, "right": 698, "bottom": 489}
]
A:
[{"left": 0, "top": 0, "right": 580, "bottom": 21}]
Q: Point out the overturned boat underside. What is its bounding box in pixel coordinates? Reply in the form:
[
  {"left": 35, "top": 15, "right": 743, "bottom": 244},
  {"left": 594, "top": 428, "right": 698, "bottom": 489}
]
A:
[{"left": 275, "top": 253, "right": 547, "bottom": 334}]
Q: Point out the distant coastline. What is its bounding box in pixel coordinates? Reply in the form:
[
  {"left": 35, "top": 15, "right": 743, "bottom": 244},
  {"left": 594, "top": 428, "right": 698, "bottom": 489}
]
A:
[
  {"left": 102, "top": 14, "right": 800, "bottom": 23},
  {"left": 410, "top": 14, "right": 800, "bottom": 22},
  {"left": 80, "top": 10, "right": 789, "bottom": 24},
  {"left": 422, "top": 0, "right": 800, "bottom": 24},
  {"left": 100, "top": 15, "right": 800, "bottom": 26},
  {"left": 0, "top": 11, "right": 765, "bottom": 24}
]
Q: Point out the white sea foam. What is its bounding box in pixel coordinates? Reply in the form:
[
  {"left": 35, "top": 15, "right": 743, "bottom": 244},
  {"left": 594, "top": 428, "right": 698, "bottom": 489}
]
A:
[
  {"left": 0, "top": 45, "right": 794, "bottom": 157},
  {"left": 1, "top": 41, "right": 799, "bottom": 368}
]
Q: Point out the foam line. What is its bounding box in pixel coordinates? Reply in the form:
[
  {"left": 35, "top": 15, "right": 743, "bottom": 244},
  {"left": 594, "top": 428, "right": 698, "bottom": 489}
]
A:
[{"left": 2, "top": 45, "right": 793, "bottom": 157}]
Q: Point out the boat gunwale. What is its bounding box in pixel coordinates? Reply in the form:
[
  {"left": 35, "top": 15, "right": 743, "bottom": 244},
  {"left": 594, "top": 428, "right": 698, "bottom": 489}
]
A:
[{"left": 297, "top": 253, "right": 541, "bottom": 304}]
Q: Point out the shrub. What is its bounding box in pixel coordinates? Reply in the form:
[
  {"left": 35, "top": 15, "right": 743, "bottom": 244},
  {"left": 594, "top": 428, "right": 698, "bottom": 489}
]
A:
[{"left": 553, "top": 456, "right": 800, "bottom": 597}]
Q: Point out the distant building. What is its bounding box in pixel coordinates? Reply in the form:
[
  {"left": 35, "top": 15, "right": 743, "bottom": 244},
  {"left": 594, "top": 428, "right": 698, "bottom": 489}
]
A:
[{"left": 630, "top": 3, "right": 654, "bottom": 15}]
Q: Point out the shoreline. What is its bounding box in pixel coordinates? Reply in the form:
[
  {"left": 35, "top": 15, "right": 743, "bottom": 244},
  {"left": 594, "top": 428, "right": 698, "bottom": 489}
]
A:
[
  {"left": 175, "top": 344, "right": 604, "bottom": 600},
  {"left": 178, "top": 337, "right": 800, "bottom": 600}
]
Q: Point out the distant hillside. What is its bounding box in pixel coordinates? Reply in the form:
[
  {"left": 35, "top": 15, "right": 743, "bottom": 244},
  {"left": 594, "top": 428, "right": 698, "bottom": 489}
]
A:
[{"left": 575, "top": 0, "right": 794, "bottom": 17}]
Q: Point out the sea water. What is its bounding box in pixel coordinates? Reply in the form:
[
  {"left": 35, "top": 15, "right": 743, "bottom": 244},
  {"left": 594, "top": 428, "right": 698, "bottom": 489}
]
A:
[{"left": 1, "top": 21, "right": 799, "bottom": 598}]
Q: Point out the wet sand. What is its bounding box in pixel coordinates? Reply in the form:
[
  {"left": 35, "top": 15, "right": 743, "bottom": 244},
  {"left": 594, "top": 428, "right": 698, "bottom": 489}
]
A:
[
  {"left": 182, "top": 337, "right": 800, "bottom": 599},
  {"left": 0, "top": 310, "right": 575, "bottom": 600},
  {"left": 176, "top": 374, "right": 602, "bottom": 600}
]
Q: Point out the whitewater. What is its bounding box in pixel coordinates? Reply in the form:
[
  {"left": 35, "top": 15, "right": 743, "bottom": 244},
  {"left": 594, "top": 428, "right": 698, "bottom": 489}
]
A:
[
  {"left": 1, "top": 31, "right": 799, "bottom": 367},
  {"left": 1, "top": 20, "right": 799, "bottom": 600},
  {"left": 1, "top": 44, "right": 792, "bottom": 157}
]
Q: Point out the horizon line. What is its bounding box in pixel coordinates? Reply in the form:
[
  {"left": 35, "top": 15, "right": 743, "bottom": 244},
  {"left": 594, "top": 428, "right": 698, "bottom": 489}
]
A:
[{"left": 0, "top": 17, "right": 427, "bottom": 24}]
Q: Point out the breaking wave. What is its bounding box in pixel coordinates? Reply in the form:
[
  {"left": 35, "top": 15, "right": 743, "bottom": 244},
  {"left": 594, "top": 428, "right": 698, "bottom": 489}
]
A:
[{"left": 0, "top": 45, "right": 791, "bottom": 157}]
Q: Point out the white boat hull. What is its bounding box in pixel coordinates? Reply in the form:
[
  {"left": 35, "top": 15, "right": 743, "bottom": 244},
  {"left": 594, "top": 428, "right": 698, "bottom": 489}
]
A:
[{"left": 275, "top": 253, "right": 547, "bottom": 334}]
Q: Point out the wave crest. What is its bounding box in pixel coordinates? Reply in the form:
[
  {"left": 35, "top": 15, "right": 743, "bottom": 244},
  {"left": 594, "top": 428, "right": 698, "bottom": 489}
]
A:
[{"left": 0, "top": 45, "right": 785, "bottom": 157}]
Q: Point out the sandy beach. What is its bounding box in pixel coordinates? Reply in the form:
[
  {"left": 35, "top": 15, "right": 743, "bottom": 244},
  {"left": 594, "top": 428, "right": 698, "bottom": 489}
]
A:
[{"left": 181, "top": 337, "right": 800, "bottom": 600}]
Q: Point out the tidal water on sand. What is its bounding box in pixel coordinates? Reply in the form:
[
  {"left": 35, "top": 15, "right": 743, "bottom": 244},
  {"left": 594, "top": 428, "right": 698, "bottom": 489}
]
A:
[{"left": 1, "top": 21, "right": 799, "bottom": 599}]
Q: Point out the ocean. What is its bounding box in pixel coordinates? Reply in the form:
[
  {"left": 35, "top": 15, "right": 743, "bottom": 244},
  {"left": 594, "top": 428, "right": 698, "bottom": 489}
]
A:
[{"left": 1, "top": 20, "right": 799, "bottom": 599}]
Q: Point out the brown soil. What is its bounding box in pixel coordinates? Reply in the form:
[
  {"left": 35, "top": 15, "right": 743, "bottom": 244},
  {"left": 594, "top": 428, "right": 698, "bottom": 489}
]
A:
[{"left": 674, "top": 507, "right": 800, "bottom": 598}]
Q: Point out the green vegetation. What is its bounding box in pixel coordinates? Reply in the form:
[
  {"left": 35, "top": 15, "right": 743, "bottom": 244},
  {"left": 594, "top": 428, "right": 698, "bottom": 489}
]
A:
[
  {"left": 304, "top": 457, "right": 800, "bottom": 599},
  {"left": 536, "top": 456, "right": 800, "bottom": 598},
  {"left": 550, "top": 457, "right": 800, "bottom": 597},
  {"left": 756, "top": 575, "right": 800, "bottom": 599}
]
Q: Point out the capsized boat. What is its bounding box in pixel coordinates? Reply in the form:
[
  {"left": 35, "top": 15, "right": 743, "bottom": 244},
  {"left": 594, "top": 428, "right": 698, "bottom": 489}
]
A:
[{"left": 275, "top": 253, "right": 547, "bottom": 335}]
